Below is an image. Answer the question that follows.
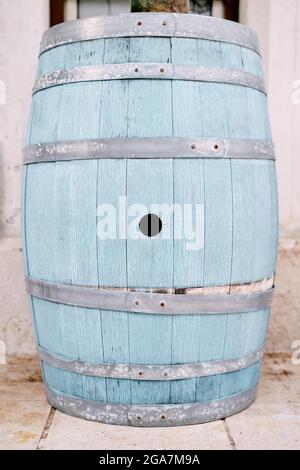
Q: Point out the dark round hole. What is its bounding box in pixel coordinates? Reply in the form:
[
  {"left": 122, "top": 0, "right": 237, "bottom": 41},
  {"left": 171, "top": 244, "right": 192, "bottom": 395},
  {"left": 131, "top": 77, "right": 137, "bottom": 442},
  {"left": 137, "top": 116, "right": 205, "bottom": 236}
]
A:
[
  {"left": 136, "top": 414, "right": 142, "bottom": 420},
  {"left": 160, "top": 301, "right": 165, "bottom": 308},
  {"left": 160, "top": 414, "right": 166, "bottom": 420},
  {"left": 162, "top": 21, "right": 167, "bottom": 26},
  {"left": 160, "top": 68, "right": 165, "bottom": 73},
  {"left": 139, "top": 214, "right": 162, "bottom": 237},
  {"left": 134, "top": 67, "right": 139, "bottom": 73},
  {"left": 137, "top": 21, "right": 143, "bottom": 26},
  {"left": 214, "top": 144, "right": 219, "bottom": 150},
  {"left": 138, "top": 371, "right": 143, "bottom": 377},
  {"left": 191, "top": 144, "right": 197, "bottom": 150},
  {"left": 135, "top": 300, "right": 141, "bottom": 306},
  {"left": 163, "top": 372, "right": 168, "bottom": 377}
]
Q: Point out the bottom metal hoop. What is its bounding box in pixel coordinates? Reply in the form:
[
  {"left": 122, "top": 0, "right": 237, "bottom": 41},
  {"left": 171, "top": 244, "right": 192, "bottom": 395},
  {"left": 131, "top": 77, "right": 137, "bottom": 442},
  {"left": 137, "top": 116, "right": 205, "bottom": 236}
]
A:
[{"left": 46, "top": 384, "right": 257, "bottom": 427}]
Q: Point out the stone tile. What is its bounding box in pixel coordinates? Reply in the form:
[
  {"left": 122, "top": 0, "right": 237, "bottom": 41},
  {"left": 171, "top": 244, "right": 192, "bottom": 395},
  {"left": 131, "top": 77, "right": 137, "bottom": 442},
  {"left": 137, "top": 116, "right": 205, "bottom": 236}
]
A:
[
  {"left": 0, "top": 382, "right": 50, "bottom": 450},
  {"left": 226, "top": 404, "right": 300, "bottom": 450},
  {"left": 225, "top": 356, "right": 300, "bottom": 450},
  {"left": 0, "top": 237, "right": 35, "bottom": 357},
  {"left": 259, "top": 354, "right": 300, "bottom": 403},
  {"left": 0, "top": 357, "right": 45, "bottom": 403},
  {"left": 40, "top": 413, "right": 231, "bottom": 450},
  {"left": 268, "top": 239, "right": 300, "bottom": 354},
  {"left": 0, "top": 357, "right": 49, "bottom": 449},
  {"left": 0, "top": 355, "right": 41, "bottom": 384},
  {"left": 1, "top": 356, "right": 299, "bottom": 450},
  {"left": 0, "top": 382, "right": 46, "bottom": 402}
]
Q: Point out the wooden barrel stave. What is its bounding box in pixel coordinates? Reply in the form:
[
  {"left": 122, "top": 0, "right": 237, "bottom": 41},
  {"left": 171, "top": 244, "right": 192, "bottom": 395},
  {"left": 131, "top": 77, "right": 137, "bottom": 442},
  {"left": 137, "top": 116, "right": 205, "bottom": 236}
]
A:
[
  {"left": 42, "top": 361, "right": 261, "bottom": 405},
  {"left": 24, "top": 51, "right": 276, "bottom": 287},
  {"left": 33, "top": 300, "right": 269, "bottom": 365},
  {"left": 36, "top": 38, "right": 262, "bottom": 77},
  {"left": 23, "top": 21, "right": 277, "bottom": 424},
  {"left": 31, "top": 294, "right": 269, "bottom": 405}
]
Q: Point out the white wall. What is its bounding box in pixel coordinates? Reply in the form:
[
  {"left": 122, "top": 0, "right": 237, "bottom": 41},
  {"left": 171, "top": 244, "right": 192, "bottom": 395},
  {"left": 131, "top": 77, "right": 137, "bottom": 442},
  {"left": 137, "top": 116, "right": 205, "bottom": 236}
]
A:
[
  {"left": 0, "top": 0, "right": 49, "bottom": 237},
  {"left": 0, "top": 0, "right": 49, "bottom": 355},
  {"left": 2, "top": 1, "right": 298, "bottom": 240},
  {"left": 240, "top": 0, "right": 300, "bottom": 238},
  {"left": 239, "top": 0, "right": 300, "bottom": 355},
  {"left": 78, "top": 0, "right": 129, "bottom": 17}
]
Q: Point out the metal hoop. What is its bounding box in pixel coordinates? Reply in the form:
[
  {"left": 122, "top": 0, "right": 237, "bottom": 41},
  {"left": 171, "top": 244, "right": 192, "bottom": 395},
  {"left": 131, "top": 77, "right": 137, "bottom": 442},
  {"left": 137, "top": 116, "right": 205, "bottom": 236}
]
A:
[
  {"left": 39, "top": 344, "right": 264, "bottom": 381},
  {"left": 33, "top": 63, "right": 266, "bottom": 95},
  {"left": 26, "top": 277, "right": 274, "bottom": 315},
  {"left": 46, "top": 383, "right": 258, "bottom": 427},
  {"left": 24, "top": 138, "right": 275, "bottom": 164},
  {"left": 40, "top": 13, "right": 260, "bottom": 56}
]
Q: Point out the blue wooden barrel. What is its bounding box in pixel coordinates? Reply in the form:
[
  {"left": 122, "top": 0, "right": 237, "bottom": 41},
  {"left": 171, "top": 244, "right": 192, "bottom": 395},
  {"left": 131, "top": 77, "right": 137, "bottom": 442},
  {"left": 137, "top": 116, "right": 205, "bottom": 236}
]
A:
[{"left": 22, "top": 13, "right": 278, "bottom": 426}]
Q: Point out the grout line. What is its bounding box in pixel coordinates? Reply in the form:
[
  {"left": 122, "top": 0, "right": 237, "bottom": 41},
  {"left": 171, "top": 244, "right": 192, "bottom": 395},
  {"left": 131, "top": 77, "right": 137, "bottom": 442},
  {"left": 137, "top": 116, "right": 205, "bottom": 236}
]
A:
[
  {"left": 223, "top": 419, "right": 237, "bottom": 450},
  {"left": 36, "top": 407, "right": 56, "bottom": 450}
]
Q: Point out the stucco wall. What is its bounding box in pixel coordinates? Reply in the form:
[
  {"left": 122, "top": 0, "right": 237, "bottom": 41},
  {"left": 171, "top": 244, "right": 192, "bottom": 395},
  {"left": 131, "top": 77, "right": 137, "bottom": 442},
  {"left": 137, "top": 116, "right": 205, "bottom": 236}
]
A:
[
  {"left": 0, "top": 0, "right": 49, "bottom": 355},
  {"left": 240, "top": 0, "right": 300, "bottom": 237},
  {"left": 240, "top": 0, "right": 300, "bottom": 357}
]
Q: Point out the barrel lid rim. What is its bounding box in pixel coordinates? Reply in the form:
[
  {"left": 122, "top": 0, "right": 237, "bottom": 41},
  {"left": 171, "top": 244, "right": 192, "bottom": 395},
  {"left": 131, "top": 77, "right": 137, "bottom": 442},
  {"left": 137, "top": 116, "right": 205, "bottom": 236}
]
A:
[{"left": 40, "top": 12, "right": 260, "bottom": 56}]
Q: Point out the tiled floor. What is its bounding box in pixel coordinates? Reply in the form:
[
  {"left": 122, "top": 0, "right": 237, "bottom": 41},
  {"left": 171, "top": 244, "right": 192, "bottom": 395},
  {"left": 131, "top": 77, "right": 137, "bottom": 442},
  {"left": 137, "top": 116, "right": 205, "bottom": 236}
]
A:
[{"left": 0, "top": 355, "right": 299, "bottom": 450}]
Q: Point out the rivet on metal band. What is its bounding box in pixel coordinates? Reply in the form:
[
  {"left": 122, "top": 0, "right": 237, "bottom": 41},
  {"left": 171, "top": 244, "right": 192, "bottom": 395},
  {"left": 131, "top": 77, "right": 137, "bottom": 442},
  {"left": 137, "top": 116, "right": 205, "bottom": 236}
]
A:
[
  {"left": 26, "top": 277, "right": 274, "bottom": 315},
  {"left": 33, "top": 64, "right": 266, "bottom": 95},
  {"left": 23, "top": 138, "right": 275, "bottom": 165},
  {"left": 45, "top": 383, "right": 258, "bottom": 427},
  {"left": 39, "top": 344, "right": 264, "bottom": 381},
  {"left": 40, "top": 13, "right": 260, "bottom": 56}
]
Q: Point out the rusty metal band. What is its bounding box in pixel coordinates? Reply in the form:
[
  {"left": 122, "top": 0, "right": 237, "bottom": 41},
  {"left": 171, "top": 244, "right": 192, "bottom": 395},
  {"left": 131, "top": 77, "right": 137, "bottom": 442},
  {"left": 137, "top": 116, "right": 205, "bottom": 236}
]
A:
[
  {"left": 40, "top": 13, "right": 260, "bottom": 56},
  {"left": 39, "top": 344, "right": 264, "bottom": 381},
  {"left": 45, "top": 383, "right": 258, "bottom": 426},
  {"left": 24, "top": 138, "right": 275, "bottom": 164},
  {"left": 33, "top": 63, "right": 266, "bottom": 95},
  {"left": 26, "top": 277, "right": 274, "bottom": 315}
]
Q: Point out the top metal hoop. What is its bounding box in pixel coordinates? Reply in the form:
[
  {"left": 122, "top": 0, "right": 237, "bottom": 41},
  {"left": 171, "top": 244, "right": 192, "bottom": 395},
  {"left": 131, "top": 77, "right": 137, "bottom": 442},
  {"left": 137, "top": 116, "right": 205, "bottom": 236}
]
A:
[{"left": 40, "top": 13, "right": 260, "bottom": 56}]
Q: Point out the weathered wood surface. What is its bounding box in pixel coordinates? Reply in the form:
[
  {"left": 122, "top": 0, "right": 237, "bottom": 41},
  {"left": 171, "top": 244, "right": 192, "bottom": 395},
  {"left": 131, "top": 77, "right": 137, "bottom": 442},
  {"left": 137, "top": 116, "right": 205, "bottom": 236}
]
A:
[
  {"left": 24, "top": 33, "right": 277, "bottom": 407},
  {"left": 131, "top": 0, "right": 189, "bottom": 13}
]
